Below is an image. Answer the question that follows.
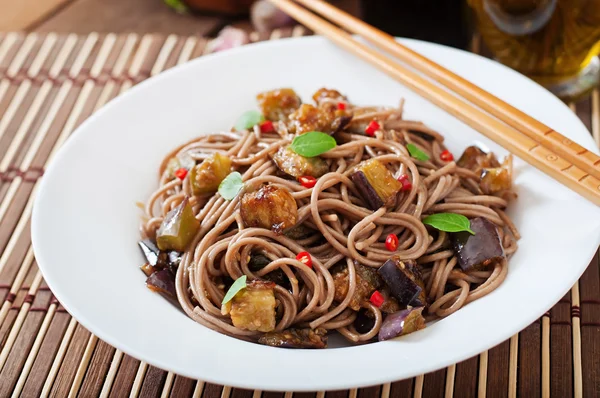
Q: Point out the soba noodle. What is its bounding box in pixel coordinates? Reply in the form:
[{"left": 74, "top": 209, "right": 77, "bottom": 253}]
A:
[{"left": 139, "top": 90, "right": 518, "bottom": 346}]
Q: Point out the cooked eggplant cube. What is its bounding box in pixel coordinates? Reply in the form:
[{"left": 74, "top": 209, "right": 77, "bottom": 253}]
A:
[
  {"left": 229, "top": 280, "right": 277, "bottom": 332},
  {"left": 351, "top": 170, "right": 383, "bottom": 209},
  {"left": 378, "top": 307, "right": 426, "bottom": 341},
  {"left": 457, "top": 145, "right": 500, "bottom": 171},
  {"left": 189, "top": 152, "right": 232, "bottom": 195},
  {"left": 351, "top": 159, "right": 402, "bottom": 210},
  {"left": 146, "top": 269, "right": 176, "bottom": 298},
  {"left": 312, "top": 88, "right": 347, "bottom": 105},
  {"left": 378, "top": 257, "right": 426, "bottom": 307},
  {"left": 333, "top": 262, "right": 381, "bottom": 311},
  {"left": 156, "top": 198, "right": 200, "bottom": 252},
  {"left": 240, "top": 185, "right": 298, "bottom": 234},
  {"left": 288, "top": 103, "right": 351, "bottom": 135},
  {"left": 257, "top": 88, "right": 302, "bottom": 122},
  {"left": 378, "top": 289, "right": 401, "bottom": 314},
  {"left": 480, "top": 156, "right": 512, "bottom": 194},
  {"left": 451, "top": 217, "right": 504, "bottom": 271},
  {"left": 272, "top": 146, "right": 329, "bottom": 178},
  {"left": 258, "top": 328, "right": 327, "bottom": 349}
]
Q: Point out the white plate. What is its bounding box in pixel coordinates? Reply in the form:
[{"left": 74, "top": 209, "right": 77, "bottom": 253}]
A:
[{"left": 32, "top": 37, "right": 600, "bottom": 391}]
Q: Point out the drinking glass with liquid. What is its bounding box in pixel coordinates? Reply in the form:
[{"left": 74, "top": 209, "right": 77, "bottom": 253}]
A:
[{"left": 469, "top": 0, "right": 600, "bottom": 100}]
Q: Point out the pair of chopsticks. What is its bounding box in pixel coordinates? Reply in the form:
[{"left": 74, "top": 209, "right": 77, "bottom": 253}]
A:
[{"left": 268, "top": 0, "right": 600, "bottom": 206}]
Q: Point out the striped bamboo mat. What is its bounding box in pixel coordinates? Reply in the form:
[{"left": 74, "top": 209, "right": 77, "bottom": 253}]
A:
[{"left": 0, "top": 29, "right": 598, "bottom": 398}]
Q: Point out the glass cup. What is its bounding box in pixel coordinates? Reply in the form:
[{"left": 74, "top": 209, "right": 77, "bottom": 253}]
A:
[{"left": 468, "top": 0, "right": 600, "bottom": 100}]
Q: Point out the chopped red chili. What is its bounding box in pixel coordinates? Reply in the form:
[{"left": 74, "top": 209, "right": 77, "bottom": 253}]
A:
[
  {"left": 337, "top": 102, "right": 346, "bottom": 110},
  {"left": 385, "top": 233, "right": 399, "bottom": 251},
  {"left": 298, "top": 175, "right": 317, "bottom": 188},
  {"left": 365, "top": 120, "right": 380, "bottom": 137},
  {"left": 174, "top": 168, "right": 188, "bottom": 180},
  {"left": 370, "top": 290, "right": 384, "bottom": 307},
  {"left": 440, "top": 150, "right": 454, "bottom": 162},
  {"left": 398, "top": 174, "right": 412, "bottom": 191},
  {"left": 296, "top": 251, "right": 312, "bottom": 268},
  {"left": 260, "top": 120, "right": 274, "bottom": 133}
]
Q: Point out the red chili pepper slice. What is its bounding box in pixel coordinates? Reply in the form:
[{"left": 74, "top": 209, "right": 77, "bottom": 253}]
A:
[
  {"left": 365, "top": 120, "right": 380, "bottom": 137},
  {"left": 385, "top": 233, "right": 399, "bottom": 251},
  {"left": 298, "top": 175, "right": 317, "bottom": 188},
  {"left": 370, "top": 291, "right": 385, "bottom": 307},
  {"left": 174, "top": 168, "right": 188, "bottom": 180},
  {"left": 337, "top": 102, "right": 346, "bottom": 110},
  {"left": 296, "top": 251, "right": 312, "bottom": 268},
  {"left": 397, "top": 174, "right": 412, "bottom": 191},
  {"left": 260, "top": 120, "right": 274, "bottom": 133},
  {"left": 440, "top": 150, "right": 454, "bottom": 162}
]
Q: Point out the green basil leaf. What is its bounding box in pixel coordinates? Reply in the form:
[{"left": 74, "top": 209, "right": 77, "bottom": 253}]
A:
[
  {"left": 423, "top": 213, "right": 474, "bottom": 234},
  {"left": 406, "top": 143, "right": 430, "bottom": 162},
  {"left": 290, "top": 131, "right": 337, "bottom": 157},
  {"left": 218, "top": 171, "right": 243, "bottom": 200},
  {"left": 235, "top": 110, "right": 265, "bottom": 131},
  {"left": 222, "top": 275, "right": 247, "bottom": 305}
]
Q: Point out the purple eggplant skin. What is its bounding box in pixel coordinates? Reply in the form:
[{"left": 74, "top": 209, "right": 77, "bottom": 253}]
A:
[
  {"left": 146, "top": 269, "right": 176, "bottom": 298},
  {"left": 378, "top": 307, "right": 426, "bottom": 341},
  {"left": 377, "top": 258, "right": 426, "bottom": 307},
  {"left": 451, "top": 217, "right": 504, "bottom": 271},
  {"left": 351, "top": 170, "right": 384, "bottom": 210}
]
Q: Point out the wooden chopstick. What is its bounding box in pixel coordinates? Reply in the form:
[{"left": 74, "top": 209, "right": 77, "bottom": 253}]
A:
[
  {"left": 295, "top": 0, "right": 600, "bottom": 181},
  {"left": 268, "top": 0, "right": 600, "bottom": 206}
]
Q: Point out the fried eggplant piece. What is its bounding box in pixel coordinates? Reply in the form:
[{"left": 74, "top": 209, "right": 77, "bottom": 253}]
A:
[
  {"left": 378, "top": 258, "right": 426, "bottom": 307},
  {"left": 378, "top": 307, "right": 426, "bottom": 341},
  {"left": 272, "top": 146, "right": 329, "bottom": 178},
  {"left": 312, "top": 88, "right": 347, "bottom": 105},
  {"left": 240, "top": 185, "right": 298, "bottom": 234},
  {"left": 189, "top": 152, "right": 232, "bottom": 195},
  {"left": 451, "top": 217, "right": 504, "bottom": 271},
  {"left": 480, "top": 155, "right": 512, "bottom": 194},
  {"left": 259, "top": 328, "right": 327, "bottom": 348},
  {"left": 333, "top": 262, "right": 382, "bottom": 311},
  {"left": 350, "top": 159, "right": 402, "bottom": 210},
  {"left": 156, "top": 198, "right": 199, "bottom": 252},
  {"left": 457, "top": 146, "right": 512, "bottom": 194},
  {"left": 229, "top": 280, "right": 277, "bottom": 332},
  {"left": 257, "top": 88, "right": 302, "bottom": 122},
  {"left": 378, "top": 288, "right": 401, "bottom": 314},
  {"left": 457, "top": 145, "right": 500, "bottom": 171},
  {"left": 146, "top": 269, "right": 177, "bottom": 298},
  {"left": 288, "top": 103, "right": 351, "bottom": 135}
]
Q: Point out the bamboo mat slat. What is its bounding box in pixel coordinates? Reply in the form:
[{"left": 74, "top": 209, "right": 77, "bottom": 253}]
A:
[{"left": 0, "top": 30, "right": 598, "bottom": 398}]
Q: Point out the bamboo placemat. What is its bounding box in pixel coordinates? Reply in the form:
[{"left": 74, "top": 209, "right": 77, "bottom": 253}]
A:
[{"left": 0, "top": 29, "right": 598, "bottom": 398}]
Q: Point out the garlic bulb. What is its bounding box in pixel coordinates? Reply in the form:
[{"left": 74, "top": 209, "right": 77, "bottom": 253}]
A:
[{"left": 251, "top": 0, "right": 294, "bottom": 33}]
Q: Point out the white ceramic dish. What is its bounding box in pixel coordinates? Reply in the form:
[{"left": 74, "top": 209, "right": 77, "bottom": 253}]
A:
[{"left": 32, "top": 37, "right": 600, "bottom": 391}]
